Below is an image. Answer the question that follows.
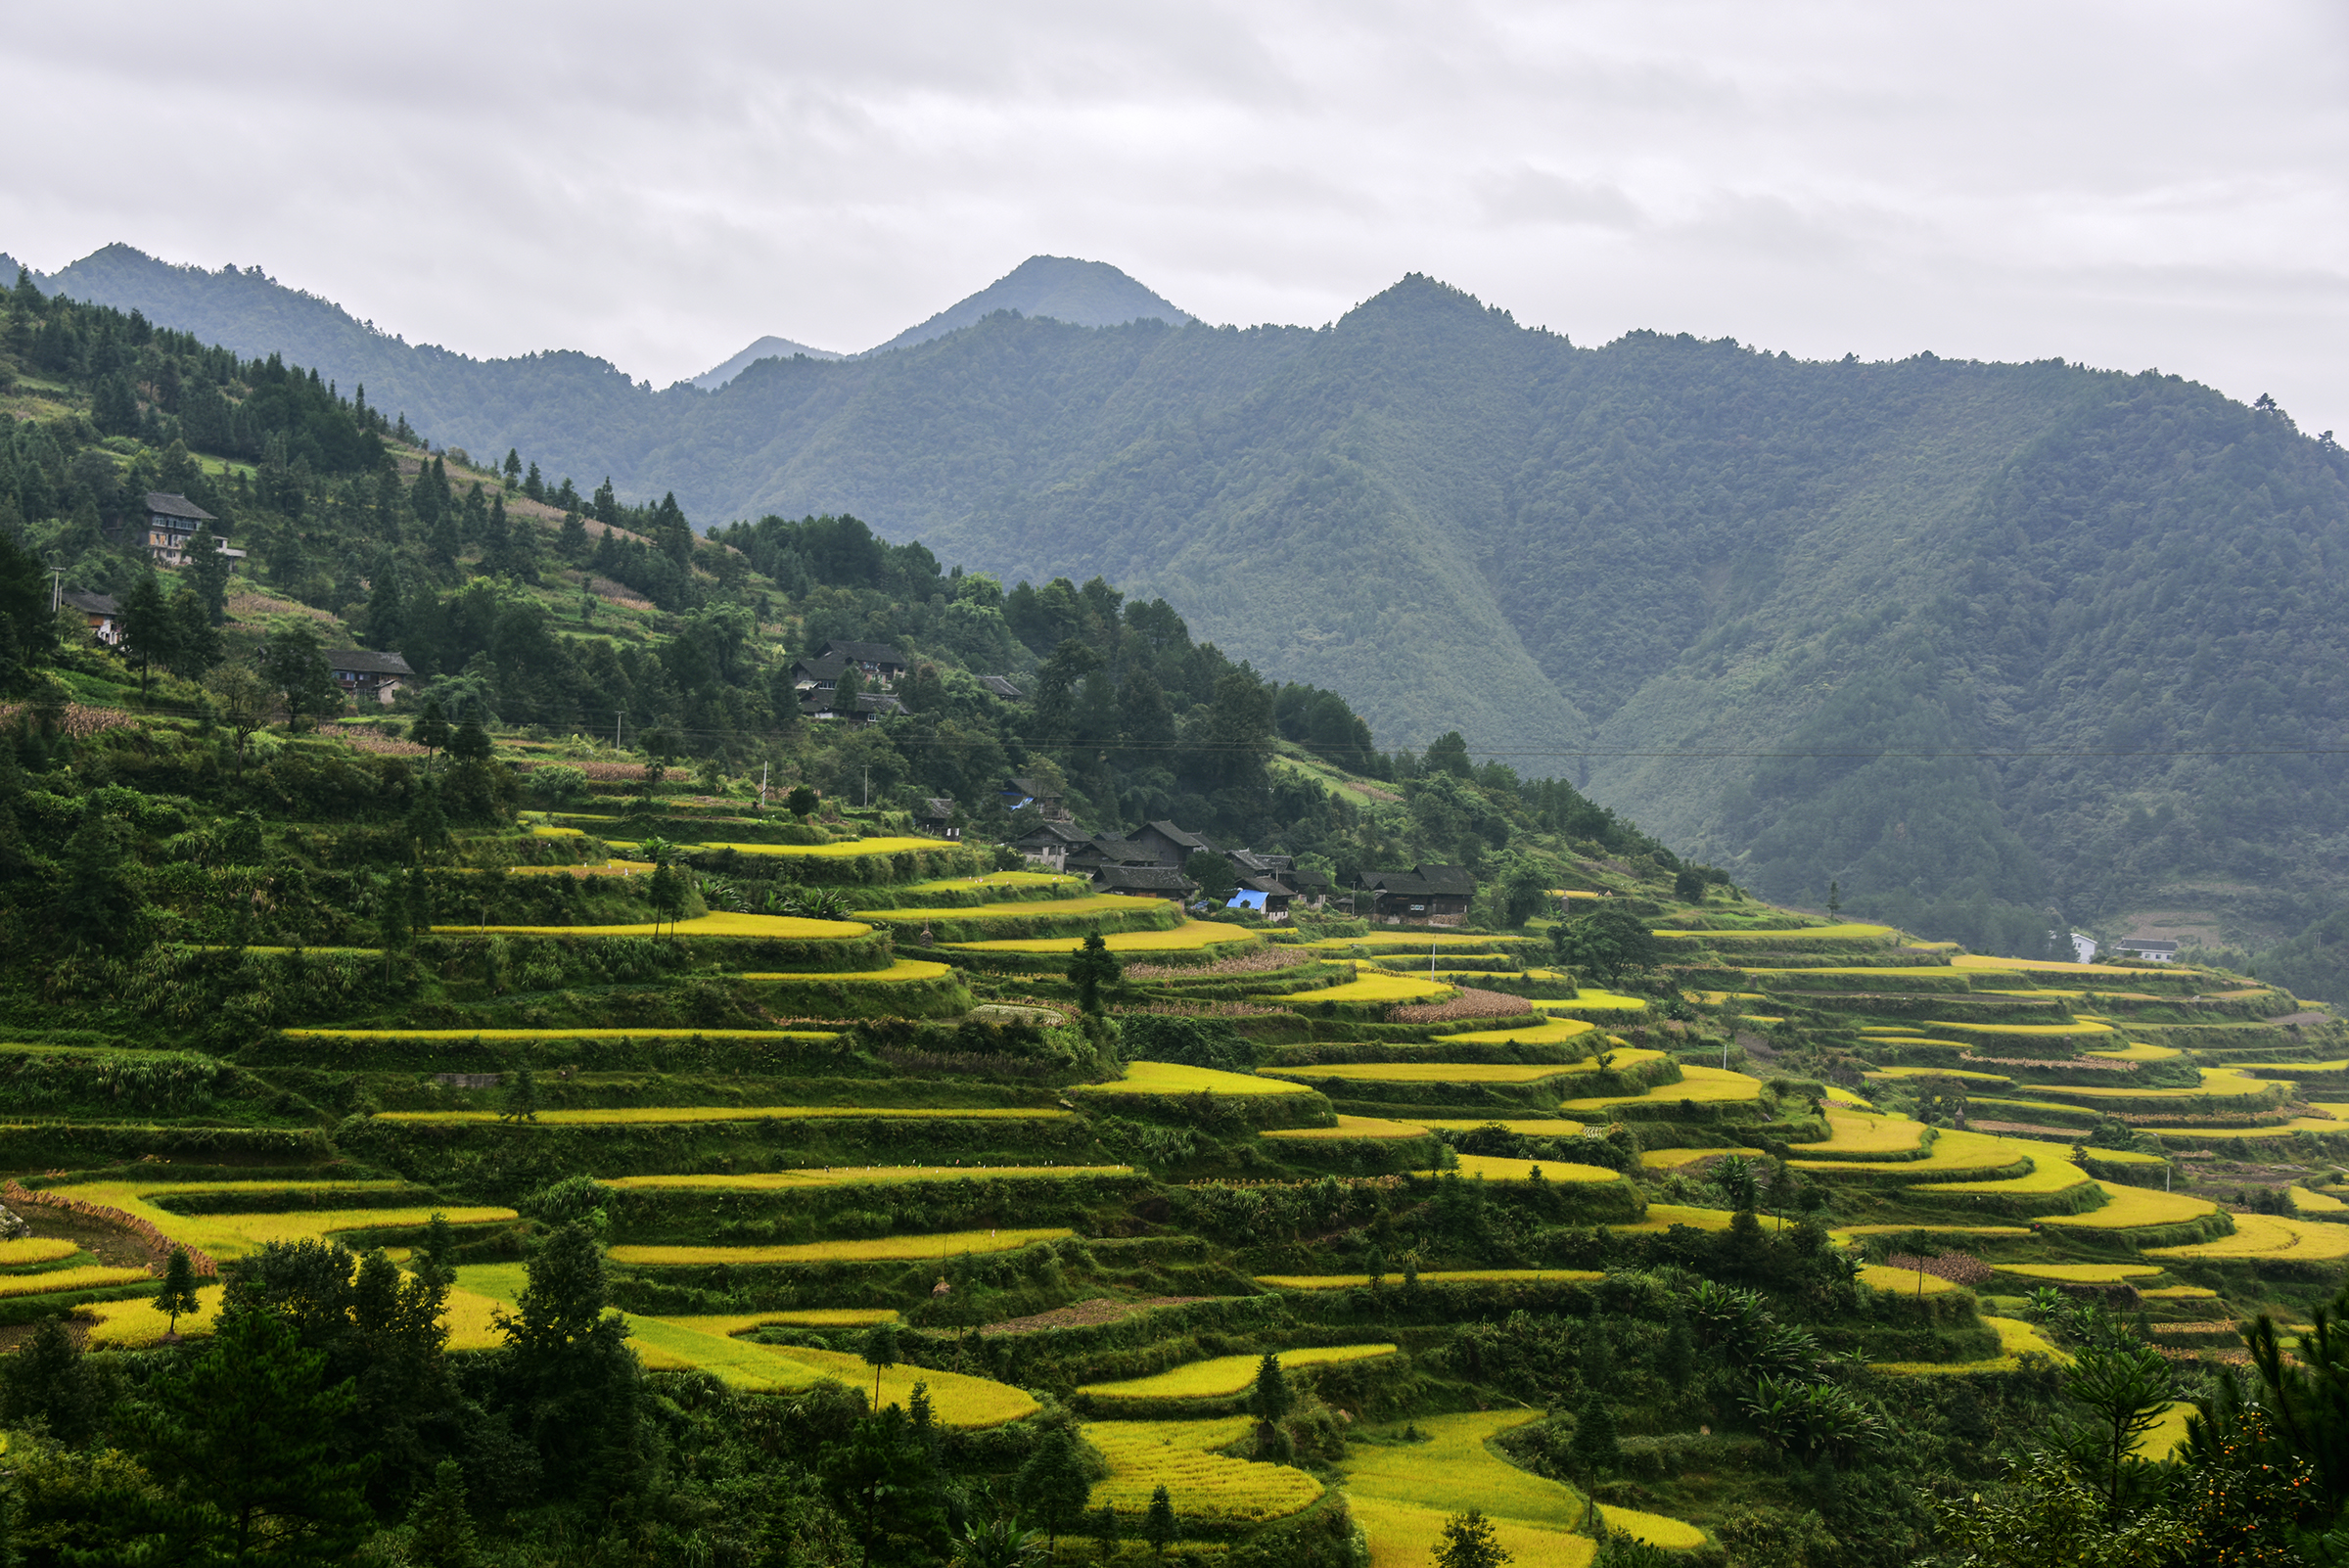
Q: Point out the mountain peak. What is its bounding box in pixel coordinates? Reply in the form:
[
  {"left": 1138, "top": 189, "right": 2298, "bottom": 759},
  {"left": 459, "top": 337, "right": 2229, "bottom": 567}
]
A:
[
  {"left": 689, "top": 333, "right": 845, "bottom": 390},
  {"left": 862, "top": 255, "right": 1192, "bottom": 356}
]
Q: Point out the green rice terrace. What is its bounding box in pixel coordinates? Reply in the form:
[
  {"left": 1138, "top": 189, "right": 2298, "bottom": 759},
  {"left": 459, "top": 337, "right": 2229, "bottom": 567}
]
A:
[{"left": 2, "top": 710, "right": 2346, "bottom": 1567}]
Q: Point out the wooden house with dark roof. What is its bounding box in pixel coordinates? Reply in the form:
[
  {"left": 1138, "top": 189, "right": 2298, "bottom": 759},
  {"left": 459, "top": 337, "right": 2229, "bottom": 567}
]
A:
[
  {"left": 999, "top": 775, "right": 1068, "bottom": 819},
  {"left": 977, "top": 675, "right": 1025, "bottom": 700},
  {"left": 327, "top": 648, "right": 415, "bottom": 706},
  {"left": 1066, "top": 836, "right": 1158, "bottom": 878},
  {"left": 1131, "top": 819, "right": 1212, "bottom": 868},
  {"left": 1093, "top": 863, "right": 1196, "bottom": 900},
  {"left": 1359, "top": 864, "right": 1477, "bottom": 925},
  {"left": 143, "top": 491, "right": 244, "bottom": 568},
  {"left": 818, "top": 640, "right": 907, "bottom": 687},
  {"left": 916, "top": 798, "right": 960, "bottom": 840},
  {"left": 1228, "top": 874, "right": 1297, "bottom": 920},
  {"left": 61, "top": 590, "right": 122, "bottom": 647},
  {"left": 1009, "top": 819, "right": 1089, "bottom": 869}
]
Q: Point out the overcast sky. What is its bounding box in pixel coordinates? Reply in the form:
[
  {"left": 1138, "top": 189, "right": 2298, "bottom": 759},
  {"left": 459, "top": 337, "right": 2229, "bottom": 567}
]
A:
[{"left": 6, "top": 1, "right": 2346, "bottom": 431}]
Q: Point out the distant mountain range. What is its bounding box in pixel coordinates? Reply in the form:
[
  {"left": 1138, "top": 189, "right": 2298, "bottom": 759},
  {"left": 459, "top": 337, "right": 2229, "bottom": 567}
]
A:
[{"left": 14, "top": 239, "right": 2349, "bottom": 962}]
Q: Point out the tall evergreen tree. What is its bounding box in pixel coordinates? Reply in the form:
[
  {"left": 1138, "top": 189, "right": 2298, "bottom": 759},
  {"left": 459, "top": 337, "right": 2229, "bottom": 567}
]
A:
[{"left": 119, "top": 571, "right": 174, "bottom": 698}]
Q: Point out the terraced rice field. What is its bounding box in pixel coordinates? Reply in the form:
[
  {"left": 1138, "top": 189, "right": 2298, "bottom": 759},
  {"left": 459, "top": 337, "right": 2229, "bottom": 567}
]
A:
[
  {"left": 1345, "top": 1410, "right": 1703, "bottom": 1550},
  {"left": 83, "top": 1282, "right": 225, "bottom": 1346},
  {"left": 1253, "top": 1269, "right": 1603, "bottom": 1290},
  {"left": 1921, "top": 1140, "right": 2096, "bottom": 1196},
  {"left": 1921, "top": 1021, "right": 2122, "bottom": 1041},
  {"left": 1079, "top": 1061, "right": 1315, "bottom": 1096},
  {"left": 1790, "top": 1113, "right": 1928, "bottom": 1158},
  {"left": 944, "top": 920, "right": 1251, "bottom": 954},
  {"left": 0, "top": 1238, "right": 78, "bottom": 1267},
  {"left": 2039, "top": 1182, "right": 2220, "bottom": 1233},
  {"left": 2038, "top": 1067, "right": 2280, "bottom": 1103},
  {"left": 1830, "top": 1224, "right": 2033, "bottom": 1241},
  {"left": 1951, "top": 955, "right": 2172, "bottom": 977},
  {"left": 1437, "top": 1018, "right": 1595, "bottom": 1046},
  {"left": 1085, "top": 1417, "right": 1324, "bottom": 1524},
  {"left": 1311, "top": 933, "right": 1537, "bottom": 951},
  {"left": 2084, "top": 1042, "right": 2185, "bottom": 1061},
  {"left": 1561, "top": 1064, "right": 1764, "bottom": 1114},
  {"left": 1263, "top": 1116, "right": 1430, "bottom": 1140},
  {"left": 862, "top": 895, "right": 1146, "bottom": 924},
  {"left": 1282, "top": 972, "right": 1455, "bottom": 1004},
  {"left": 1351, "top": 1497, "right": 1594, "bottom": 1568},
  {"left": 1412, "top": 1119, "right": 1585, "bottom": 1136},
  {"left": 1997, "top": 1264, "right": 2164, "bottom": 1283},
  {"left": 36, "top": 1179, "right": 516, "bottom": 1262},
  {"left": 735, "top": 959, "right": 951, "bottom": 983},
  {"left": 0, "top": 1265, "right": 151, "bottom": 1298},
  {"left": 1437, "top": 1155, "right": 1622, "bottom": 1183},
  {"left": 2147, "top": 1213, "right": 2349, "bottom": 1261},
  {"left": 1612, "top": 1204, "right": 1738, "bottom": 1233},
  {"left": 1873, "top": 1315, "right": 2070, "bottom": 1374},
  {"left": 1638, "top": 1148, "right": 1722, "bottom": 1170},
  {"left": 1259, "top": 1062, "right": 1576, "bottom": 1085},
  {"left": 1793, "top": 1129, "right": 2030, "bottom": 1182},
  {"left": 2292, "top": 1188, "right": 2348, "bottom": 1214},
  {"left": 2135, "top": 1402, "right": 2199, "bottom": 1461},
  {"left": 377, "top": 1105, "right": 1069, "bottom": 1126},
  {"left": 291, "top": 1028, "right": 839, "bottom": 1043},
  {"left": 603, "top": 1165, "right": 1131, "bottom": 1190},
  {"left": 629, "top": 836, "right": 944, "bottom": 858},
  {"left": 608, "top": 1228, "right": 1074, "bottom": 1267},
  {"left": 1532, "top": 987, "right": 1649, "bottom": 1012},
  {"left": 1857, "top": 1265, "right": 1962, "bottom": 1294},
  {"left": 658, "top": 1309, "right": 899, "bottom": 1331},
  {"left": 1078, "top": 1343, "right": 1398, "bottom": 1401},
  {"left": 433, "top": 911, "right": 870, "bottom": 939},
  {"left": 1864, "top": 1066, "right": 2016, "bottom": 1085},
  {"left": 1654, "top": 923, "right": 1897, "bottom": 944}
]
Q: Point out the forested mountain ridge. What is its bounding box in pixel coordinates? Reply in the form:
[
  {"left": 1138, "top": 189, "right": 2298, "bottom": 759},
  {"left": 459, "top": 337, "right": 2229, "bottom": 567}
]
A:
[{"left": 21, "top": 245, "right": 2349, "bottom": 968}]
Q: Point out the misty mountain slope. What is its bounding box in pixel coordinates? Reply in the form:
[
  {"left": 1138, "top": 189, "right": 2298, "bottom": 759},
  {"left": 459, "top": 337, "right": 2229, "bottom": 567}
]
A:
[
  {"left": 690, "top": 334, "right": 843, "bottom": 389},
  {"left": 862, "top": 254, "right": 1192, "bottom": 355},
  {"left": 30, "top": 237, "right": 2349, "bottom": 949}
]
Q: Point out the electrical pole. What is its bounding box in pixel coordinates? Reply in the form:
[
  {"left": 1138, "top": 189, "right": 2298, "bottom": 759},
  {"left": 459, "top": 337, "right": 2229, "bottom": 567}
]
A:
[{"left": 615, "top": 710, "right": 623, "bottom": 749}]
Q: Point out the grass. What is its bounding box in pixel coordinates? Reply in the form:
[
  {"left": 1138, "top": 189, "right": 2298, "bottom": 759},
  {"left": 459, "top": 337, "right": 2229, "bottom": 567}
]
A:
[
  {"left": 1079, "top": 1344, "right": 1398, "bottom": 1401},
  {"left": 1253, "top": 1269, "right": 1603, "bottom": 1289},
  {"left": 1434, "top": 1155, "right": 1623, "bottom": 1184},
  {"left": 1346, "top": 1410, "right": 1703, "bottom": 1550},
  {"left": 1791, "top": 1113, "right": 1929, "bottom": 1157},
  {"left": 2041, "top": 1182, "right": 2221, "bottom": 1233},
  {"left": 1264, "top": 1116, "right": 1431, "bottom": 1140},
  {"left": 40, "top": 1180, "right": 517, "bottom": 1262},
  {"left": 1858, "top": 1265, "right": 1963, "bottom": 1295},
  {"left": 1998, "top": 1264, "right": 2164, "bottom": 1283},
  {"left": 1285, "top": 972, "right": 1455, "bottom": 1004},
  {"left": 1079, "top": 1061, "right": 1314, "bottom": 1097},
  {"left": 1436, "top": 1019, "right": 1596, "bottom": 1046},
  {"left": 2147, "top": 1214, "right": 2349, "bottom": 1262},
  {"left": 0, "top": 1238, "right": 80, "bottom": 1268},
  {"left": 432, "top": 911, "right": 870, "bottom": 939},
  {"left": 1412, "top": 1119, "right": 1586, "bottom": 1136},
  {"left": 603, "top": 1165, "right": 1130, "bottom": 1190},
  {"left": 1562, "top": 1064, "right": 1764, "bottom": 1113},
  {"left": 1873, "top": 1315, "right": 2070, "bottom": 1374},
  {"left": 1085, "top": 1417, "right": 1325, "bottom": 1524},
  {"left": 1261, "top": 1062, "right": 1576, "bottom": 1085},
  {"left": 944, "top": 920, "right": 1253, "bottom": 954},
  {"left": 0, "top": 1265, "right": 152, "bottom": 1299},
  {"left": 608, "top": 1228, "right": 1074, "bottom": 1267},
  {"left": 736, "top": 959, "right": 951, "bottom": 983},
  {"left": 290, "top": 1028, "right": 839, "bottom": 1042},
  {"left": 377, "top": 1105, "right": 1069, "bottom": 1126}
]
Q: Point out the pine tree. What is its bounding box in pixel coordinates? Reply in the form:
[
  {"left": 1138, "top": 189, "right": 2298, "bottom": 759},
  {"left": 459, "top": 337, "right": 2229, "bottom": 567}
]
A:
[
  {"left": 413, "top": 699, "right": 452, "bottom": 772},
  {"left": 1570, "top": 1390, "right": 1620, "bottom": 1475},
  {"left": 1014, "top": 1424, "right": 1091, "bottom": 1554},
  {"left": 558, "top": 509, "right": 589, "bottom": 563},
  {"left": 119, "top": 572, "right": 174, "bottom": 698},
  {"left": 164, "top": 588, "right": 219, "bottom": 677},
  {"left": 156, "top": 1246, "right": 202, "bottom": 1337},
  {"left": 501, "top": 448, "right": 523, "bottom": 488},
  {"left": 500, "top": 1068, "right": 540, "bottom": 1124},
  {"left": 1145, "top": 1485, "right": 1176, "bottom": 1557},
  {"left": 404, "top": 1459, "right": 480, "bottom": 1568},
  {"left": 1435, "top": 1509, "right": 1513, "bottom": 1568},
  {"left": 523, "top": 460, "right": 545, "bottom": 501},
  {"left": 1067, "top": 932, "right": 1122, "bottom": 1015},
  {"left": 1250, "top": 1354, "right": 1293, "bottom": 1422},
  {"left": 0, "top": 1315, "right": 100, "bottom": 1446}
]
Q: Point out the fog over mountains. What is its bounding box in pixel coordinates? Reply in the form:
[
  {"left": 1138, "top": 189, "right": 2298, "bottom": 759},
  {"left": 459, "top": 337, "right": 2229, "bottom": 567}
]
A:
[{"left": 16, "top": 240, "right": 2349, "bottom": 966}]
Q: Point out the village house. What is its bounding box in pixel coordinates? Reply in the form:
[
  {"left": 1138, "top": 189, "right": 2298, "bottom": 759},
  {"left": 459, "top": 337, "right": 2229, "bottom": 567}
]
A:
[
  {"left": 1227, "top": 874, "right": 1296, "bottom": 920},
  {"left": 328, "top": 649, "right": 414, "bottom": 707},
  {"left": 1066, "top": 836, "right": 1159, "bottom": 879},
  {"left": 142, "top": 491, "right": 246, "bottom": 569},
  {"left": 916, "top": 798, "right": 960, "bottom": 840},
  {"left": 1009, "top": 820, "right": 1089, "bottom": 869},
  {"left": 999, "top": 775, "right": 1069, "bottom": 819},
  {"left": 1095, "top": 863, "right": 1197, "bottom": 900},
  {"left": 1359, "top": 864, "right": 1478, "bottom": 925},
  {"left": 817, "top": 640, "right": 907, "bottom": 688},
  {"left": 1130, "top": 819, "right": 1213, "bottom": 869},
  {"left": 801, "top": 689, "right": 904, "bottom": 726},
  {"left": 976, "top": 675, "right": 1025, "bottom": 701},
  {"left": 2114, "top": 937, "right": 2180, "bottom": 963},
  {"left": 61, "top": 590, "right": 122, "bottom": 647}
]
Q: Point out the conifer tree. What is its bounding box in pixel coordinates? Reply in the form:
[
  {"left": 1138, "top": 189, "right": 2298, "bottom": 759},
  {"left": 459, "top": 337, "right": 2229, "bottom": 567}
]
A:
[
  {"left": 1145, "top": 1485, "right": 1176, "bottom": 1557},
  {"left": 156, "top": 1246, "right": 202, "bottom": 1337},
  {"left": 404, "top": 1459, "right": 480, "bottom": 1568}
]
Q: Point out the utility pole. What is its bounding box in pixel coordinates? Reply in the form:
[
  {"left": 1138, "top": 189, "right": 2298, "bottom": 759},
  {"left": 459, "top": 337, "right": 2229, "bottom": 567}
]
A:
[
  {"left": 48, "top": 565, "right": 65, "bottom": 614},
  {"left": 760, "top": 761, "right": 769, "bottom": 810},
  {"left": 615, "top": 710, "right": 623, "bottom": 749},
  {"left": 863, "top": 765, "right": 870, "bottom": 808}
]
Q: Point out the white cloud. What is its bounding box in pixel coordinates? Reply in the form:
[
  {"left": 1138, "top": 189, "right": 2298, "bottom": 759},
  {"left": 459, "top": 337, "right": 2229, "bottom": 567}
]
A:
[{"left": 1, "top": 0, "right": 2343, "bottom": 429}]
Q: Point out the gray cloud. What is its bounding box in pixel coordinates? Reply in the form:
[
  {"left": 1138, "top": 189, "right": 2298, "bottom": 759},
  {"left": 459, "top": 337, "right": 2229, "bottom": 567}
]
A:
[{"left": 2, "top": 0, "right": 2344, "bottom": 429}]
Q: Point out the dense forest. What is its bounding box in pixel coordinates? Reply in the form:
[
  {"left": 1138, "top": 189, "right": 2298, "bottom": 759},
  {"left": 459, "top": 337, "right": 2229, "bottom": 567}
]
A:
[
  {"left": 0, "top": 275, "right": 1674, "bottom": 907},
  {"left": 23, "top": 244, "right": 2349, "bottom": 972}
]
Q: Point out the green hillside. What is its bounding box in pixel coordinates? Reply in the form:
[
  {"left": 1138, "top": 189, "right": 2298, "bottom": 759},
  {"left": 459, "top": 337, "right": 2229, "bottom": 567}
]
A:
[{"left": 23, "top": 251, "right": 2349, "bottom": 992}]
